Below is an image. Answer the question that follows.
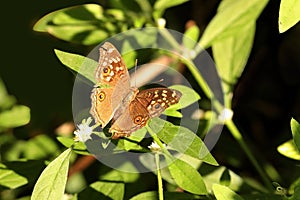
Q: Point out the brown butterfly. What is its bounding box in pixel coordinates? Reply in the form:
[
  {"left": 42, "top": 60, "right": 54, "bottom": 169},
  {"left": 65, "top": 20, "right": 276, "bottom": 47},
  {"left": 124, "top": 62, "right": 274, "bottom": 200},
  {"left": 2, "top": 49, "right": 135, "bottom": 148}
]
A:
[{"left": 90, "top": 42, "right": 181, "bottom": 139}]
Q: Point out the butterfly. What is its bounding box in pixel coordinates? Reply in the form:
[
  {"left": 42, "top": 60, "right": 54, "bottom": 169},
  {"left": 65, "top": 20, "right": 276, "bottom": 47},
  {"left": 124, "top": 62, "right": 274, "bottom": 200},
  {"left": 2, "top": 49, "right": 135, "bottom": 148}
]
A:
[{"left": 90, "top": 42, "right": 182, "bottom": 139}]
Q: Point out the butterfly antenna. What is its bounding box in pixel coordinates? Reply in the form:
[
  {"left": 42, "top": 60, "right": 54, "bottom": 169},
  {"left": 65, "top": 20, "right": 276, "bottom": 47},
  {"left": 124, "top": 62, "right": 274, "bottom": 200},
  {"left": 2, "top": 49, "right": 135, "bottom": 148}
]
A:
[{"left": 134, "top": 59, "right": 138, "bottom": 87}]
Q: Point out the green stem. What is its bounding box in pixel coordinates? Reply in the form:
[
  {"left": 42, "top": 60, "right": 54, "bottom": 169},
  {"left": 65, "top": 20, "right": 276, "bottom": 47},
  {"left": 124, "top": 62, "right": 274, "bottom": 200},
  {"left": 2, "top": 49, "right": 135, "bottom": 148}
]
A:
[
  {"left": 225, "top": 120, "right": 273, "bottom": 191},
  {"left": 146, "top": 124, "right": 169, "bottom": 200},
  {"left": 158, "top": 28, "right": 182, "bottom": 52},
  {"left": 182, "top": 51, "right": 272, "bottom": 190},
  {"left": 146, "top": 124, "right": 171, "bottom": 157},
  {"left": 160, "top": 32, "right": 272, "bottom": 190},
  {"left": 155, "top": 153, "right": 164, "bottom": 200}
]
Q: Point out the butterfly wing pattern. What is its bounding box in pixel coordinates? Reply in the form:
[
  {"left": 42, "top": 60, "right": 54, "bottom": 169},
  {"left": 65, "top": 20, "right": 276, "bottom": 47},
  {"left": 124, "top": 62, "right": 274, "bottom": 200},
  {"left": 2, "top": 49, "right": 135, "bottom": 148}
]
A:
[{"left": 90, "top": 42, "right": 182, "bottom": 139}]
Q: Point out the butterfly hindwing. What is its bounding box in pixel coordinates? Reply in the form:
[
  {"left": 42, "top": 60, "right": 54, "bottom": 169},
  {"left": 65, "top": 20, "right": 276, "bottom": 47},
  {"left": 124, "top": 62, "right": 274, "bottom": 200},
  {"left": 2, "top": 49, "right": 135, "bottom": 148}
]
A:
[{"left": 90, "top": 42, "right": 182, "bottom": 139}]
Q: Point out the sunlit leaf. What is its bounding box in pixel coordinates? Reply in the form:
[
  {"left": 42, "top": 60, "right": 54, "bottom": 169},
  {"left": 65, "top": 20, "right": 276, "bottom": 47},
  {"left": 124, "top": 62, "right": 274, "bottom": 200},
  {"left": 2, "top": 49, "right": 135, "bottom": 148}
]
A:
[
  {"left": 48, "top": 25, "right": 108, "bottom": 45},
  {"left": 182, "top": 25, "right": 200, "bottom": 49},
  {"left": 54, "top": 49, "right": 97, "bottom": 84},
  {"left": 0, "top": 105, "right": 30, "bottom": 128},
  {"left": 291, "top": 118, "right": 300, "bottom": 152},
  {"left": 169, "top": 84, "right": 200, "bottom": 109},
  {"left": 212, "top": 22, "right": 255, "bottom": 106},
  {"left": 149, "top": 117, "right": 218, "bottom": 166},
  {"left": 199, "top": 0, "right": 268, "bottom": 48},
  {"left": 31, "top": 148, "right": 72, "bottom": 200},
  {"left": 122, "top": 128, "right": 147, "bottom": 151},
  {"left": 56, "top": 136, "right": 89, "bottom": 155},
  {"left": 2, "top": 160, "right": 45, "bottom": 188},
  {"left": 279, "top": 0, "right": 300, "bottom": 33},
  {"left": 100, "top": 163, "right": 140, "bottom": 183},
  {"left": 0, "top": 163, "right": 28, "bottom": 189},
  {"left": 78, "top": 179, "right": 124, "bottom": 200},
  {"left": 277, "top": 140, "right": 300, "bottom": 160},
  {"left": 202, "top": 166, "right": 263, "bottom": 193},
  {"left": 130, "top": 191, "right": 195, "bottom": 200},
  {"left": 33, "top": 4, "right": 112, "bottom": 45},
  {"left": 212, "top": 184, "right": 244, "bottom": 200},
  {"left": 0, "top": 78, "right": 16, "bottom": 109},
  {"left": 165, "top": 155, "right": 207, "bottom": 195},
  {"left": 24, "top": 135, "right": 59, "bottom": 159},
  {"left": 153, "top": 0, "right": 190, "bottom": 19}
]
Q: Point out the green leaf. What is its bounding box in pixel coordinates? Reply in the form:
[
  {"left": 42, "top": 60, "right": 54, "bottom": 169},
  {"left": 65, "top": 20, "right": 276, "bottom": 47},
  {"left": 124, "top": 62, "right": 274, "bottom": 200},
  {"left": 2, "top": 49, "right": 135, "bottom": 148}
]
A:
[
  {"left": 24, "top": 135, "right": 59, "bottom": 159},
  {"left": 163, "top": 109, "right": 182, "bottom": 118},
  {"left": 154, "top": 0, "right": 190, "bottom": 19},
  {"left": 241, "top": 193, "right": 283, "bottom": 200},
  {"left": 212, "top": 22, "right": 255, "bottom": 106},
  {"left": 291, "top": 118, "right": 300, "bottom": 152},
  {"left": 0, "top": 105, "right": 30, "bottom": 128},
  {"left": 165, "top": 155, "right": 207, "bottom": 195},
  {"left": 34, "top": 4, "right": 103, "bottom": 31},
  {"left": 130, "top": 191, "right": 158, "bottom": 200},
  {"left": 78, "top": 180, "right": 124, "bottom": 200},
  {"left": 164, "top": 84, "right": 200, "bottom": 118},
  {"left": 33, "top": 4, "right": 111, "bottom": 45},
  {"left": 56, "top": 136, "right": 89, "bottom": 155},
  {"left": 149, "top": 117, "right": 218, "bottom": 166},
  {"left": 277, "top": 139, "right": 300, "bottom": 160},
  {"left": 290, "top": 184, "right": 300, "bottom": 200},
  {"left": 199, "top": 0, "right": 268, "bottom": 48},
  {"left": 279, "top": 0, "right": 300, "bottom": 33},
  {"left": 0, "top": 163, "right": 28, "bottom": 189},
  {"left": 182, "top": 25, "right": 200, "bottom": 49},
  {"left": 154, "top": 0, "right": 190, "bottom": 10},
  {"left": 0, "top": 78, "right": 16, "bottom": 109},
  {"left": 122, "top": 128, "right": 147, "bottom": 151},
  {"left": 52, "top": 4, "right": 103, "bottom": 24},
  {"left": 212, "top": 184, "right": 244, "bottom": 200},
  {"left": 2, "top": 160, "right": 45, "bottom": 188},
  {"left": 202, "top": 166, "right": 262, "bottom": 193},
  {"left": 169, "top": 85, "right": 200, "bottom": 109},
  {"left": 130, "top": 191, "right": 195, "bottom": 200},
  {"left": 31, "top": 148, "right": 72, "bottom": 200},
  {"left": 54, "top": 49, "right": 97, "bottom": 84},
  {"left": 100, "top": 164, "right": 140, "bottom": 183},
  {"left": 48, "top": 25, "right": 108, "bottom": 45}
]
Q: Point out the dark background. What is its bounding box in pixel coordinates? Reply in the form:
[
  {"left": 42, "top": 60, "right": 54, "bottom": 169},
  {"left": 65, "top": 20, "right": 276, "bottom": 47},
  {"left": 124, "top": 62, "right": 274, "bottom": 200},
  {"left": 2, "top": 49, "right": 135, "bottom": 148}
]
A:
[{"left": 1, "top": 0, "right": 300, "bottom": 184}]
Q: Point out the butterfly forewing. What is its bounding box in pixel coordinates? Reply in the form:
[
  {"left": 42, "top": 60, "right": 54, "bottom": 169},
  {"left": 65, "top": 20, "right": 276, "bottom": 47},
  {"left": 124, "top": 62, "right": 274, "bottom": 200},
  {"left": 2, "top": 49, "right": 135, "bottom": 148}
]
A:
[
  {"left": 90, "top": 42, "right": 183, "bottom": 139},
  {"left": 90, "top": 42, "right": 131, "bottom": 128}
]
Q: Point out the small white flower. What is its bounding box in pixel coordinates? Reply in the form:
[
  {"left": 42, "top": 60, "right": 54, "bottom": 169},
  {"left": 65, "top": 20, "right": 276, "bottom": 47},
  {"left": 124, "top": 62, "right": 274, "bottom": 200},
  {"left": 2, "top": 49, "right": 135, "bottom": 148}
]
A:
[
  {"left": 218, "top": 108, "right": 233, "bottom": 122},
  {"left": 74, "top": 117, "right": 94, "bottom": 142},
  {"left": 148, "top": 141, "right": 166, "bottom": 152},
  {"left": 157, "top": 18, "right": 166, "bottom": 28}
]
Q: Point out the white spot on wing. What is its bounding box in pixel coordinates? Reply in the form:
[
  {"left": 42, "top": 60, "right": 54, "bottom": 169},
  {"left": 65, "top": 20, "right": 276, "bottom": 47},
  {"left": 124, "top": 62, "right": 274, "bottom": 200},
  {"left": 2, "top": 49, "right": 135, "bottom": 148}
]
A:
[
  {"left": 172, "top": 91, "right": 177, "bottom": 98},
  {"left": 112, "top": 58, "right": 118, "bottom": 63}
]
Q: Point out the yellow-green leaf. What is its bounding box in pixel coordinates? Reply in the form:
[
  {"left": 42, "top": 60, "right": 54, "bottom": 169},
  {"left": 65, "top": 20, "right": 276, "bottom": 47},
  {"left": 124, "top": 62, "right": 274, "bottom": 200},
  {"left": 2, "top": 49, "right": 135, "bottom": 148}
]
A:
[
  {"left": 0, "top": 105, "right": 30, "bottom": 128},
  {"left": 31, "top": 148, "right": 72, "bottom": 200},
  {"left": 199, "top": 0, "right": 268, "bottom": 48},
  {"left": 277, "top": 140, "right": 300, "bottom": 160},
  {"left": 279, "top": 0, "right": 300, "bottom": 33},
  {"left": 213, "top": 184, "right": 244, "bottom": 200},
  {"left": 54, "top": 49, "right": 97, "bottom": 84}
]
